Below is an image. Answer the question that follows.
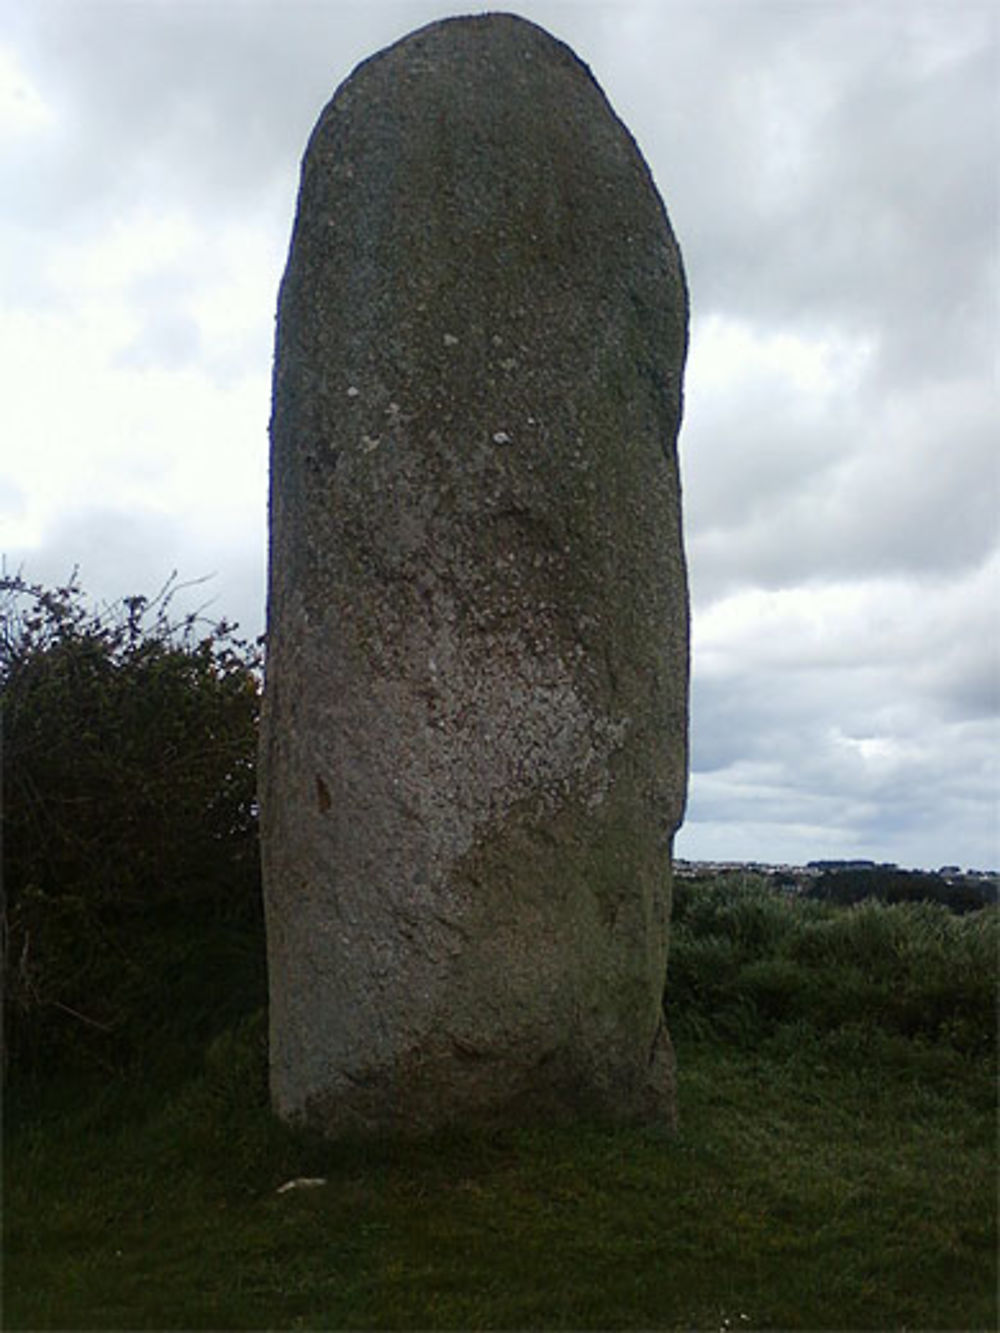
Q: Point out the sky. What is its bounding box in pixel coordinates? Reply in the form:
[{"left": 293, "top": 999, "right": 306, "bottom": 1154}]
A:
[{"left": 1, "top": 0, "right": 997, "bottom": 871}]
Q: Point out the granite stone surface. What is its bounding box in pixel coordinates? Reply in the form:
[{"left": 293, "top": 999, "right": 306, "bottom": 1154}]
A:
[{"left": 260, "top": 13, "right": 690, "bottom": 1136}]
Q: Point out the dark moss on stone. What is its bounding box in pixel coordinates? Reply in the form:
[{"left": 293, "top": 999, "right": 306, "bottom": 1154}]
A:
[{"left": 260, "top": 13, "right": 689, "bottom": 1137}]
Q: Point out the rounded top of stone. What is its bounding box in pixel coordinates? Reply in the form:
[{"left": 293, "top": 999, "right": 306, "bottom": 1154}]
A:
[
  {"left": 312, "top": 10, "right": 625, "bottom": 150},
  {"left": 278, "top": 4, "right": 687, "bottom": 491},
  {"left": 349, "top": 10, "right": 591, "bottom": 70}
]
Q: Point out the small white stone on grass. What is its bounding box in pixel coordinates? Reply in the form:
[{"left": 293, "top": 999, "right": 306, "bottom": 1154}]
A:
[{"left": 276, "top": 1177, "right": 327, "bottom": 1194}]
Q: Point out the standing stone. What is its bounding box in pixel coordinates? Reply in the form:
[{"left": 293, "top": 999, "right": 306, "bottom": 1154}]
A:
[{"left": 260, "top": 13, "right": 689, "bottom": 1136}]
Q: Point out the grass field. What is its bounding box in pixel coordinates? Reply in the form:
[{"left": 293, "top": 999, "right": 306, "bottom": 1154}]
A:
[{"left": 4, "top": 878, "right": 997, "bottom": 1331}]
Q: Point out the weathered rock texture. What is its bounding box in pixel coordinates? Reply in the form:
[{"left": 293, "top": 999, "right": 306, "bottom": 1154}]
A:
[{"left": 260, "top": 12, "right": 689, "bottom": 1136}]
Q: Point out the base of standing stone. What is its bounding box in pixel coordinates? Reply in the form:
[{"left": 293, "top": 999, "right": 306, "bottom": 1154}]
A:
[{"left": 288, "top": 1028, "right": 678, "bottom": 1138}]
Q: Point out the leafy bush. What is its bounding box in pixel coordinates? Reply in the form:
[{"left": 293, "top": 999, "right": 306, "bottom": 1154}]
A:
[
  {"left": 1, "top": 572, "right": 266, "bottom": 1083},
  {"left": 667, "top": 874, "right": 998, "bottom": 1055}
]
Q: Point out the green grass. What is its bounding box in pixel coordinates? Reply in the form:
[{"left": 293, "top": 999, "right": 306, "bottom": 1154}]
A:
[
  {"left": 5, "top": 1025, "right": 995, "bottom": 1329},
  {"left": 4, "top": 879, "right": 997, "bottom": 1330}
]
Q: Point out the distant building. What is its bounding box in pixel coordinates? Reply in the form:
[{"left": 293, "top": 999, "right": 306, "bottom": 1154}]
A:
[{"left": 806, "top": 859, "right": 878, "bottom": 872}]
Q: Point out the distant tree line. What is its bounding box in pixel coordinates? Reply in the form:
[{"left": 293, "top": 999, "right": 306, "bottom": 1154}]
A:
[{"left": 805, "top": 868, "right": 997, "bottom": 915}]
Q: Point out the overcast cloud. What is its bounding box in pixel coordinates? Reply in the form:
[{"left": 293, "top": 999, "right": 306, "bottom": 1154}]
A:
[{"left": 1, "top": 0, "right": 997, "bottom": 870}]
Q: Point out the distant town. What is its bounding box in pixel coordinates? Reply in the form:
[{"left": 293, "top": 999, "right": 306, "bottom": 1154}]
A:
[{"left": 675, "top": 858, "right": 999, "bottom": 897}]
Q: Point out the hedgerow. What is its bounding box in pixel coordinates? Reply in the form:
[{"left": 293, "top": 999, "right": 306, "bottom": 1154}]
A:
[{"left": 1, "top": 572, "right": 265, "bottom": 1082}]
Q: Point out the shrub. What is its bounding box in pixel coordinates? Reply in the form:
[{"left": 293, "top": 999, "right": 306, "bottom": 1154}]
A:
[
  {"left": 1, "top": 572, "right": 266, "bottom": 1083},
  {"left": 667, "top": 876, "right": 998, "bottom": 1055}
]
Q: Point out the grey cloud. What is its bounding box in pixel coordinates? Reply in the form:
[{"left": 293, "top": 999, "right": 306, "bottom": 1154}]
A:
[
  {"left": 7, "top": 1, "right": 443, "bottom": 230},
  {"left": 691, "top": 559, "right": 999, "bottom": 713},
  {"left": 6, "top": 505, "right": 266, "bottom": 641},
  {"left": 684, "top": 556, "right": 1000, "bottom": 867},
  {"left": 920, "top": 648, "right": 1000, "bottom": 726},
  {"left": 684, "top": 675, "right": 999, "bottom": 869},
  {"left": 682, "top": 389, "right": 845, "bottom": 541},
  {"left": 625, "top": 1, "right": 997, "bottom": 390},
  {"left": 686, "top": 373, "right": 998, "bottom": 600},
  {"left": 6, "top": 506, "right": 184, "bottom": 602},
  {"left": 0, "top": 475, "right": 27, "bottom": 521},
  {"left": 115, "top": 310, "right": 203, "bottom": 372}
]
